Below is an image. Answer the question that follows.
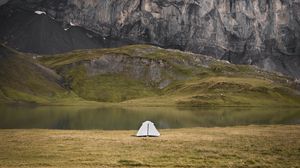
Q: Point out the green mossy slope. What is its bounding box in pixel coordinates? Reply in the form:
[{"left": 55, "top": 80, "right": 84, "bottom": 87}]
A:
[
  {"left": 65, "top": 66, "right": 158, "bottom": 102},
  {"left": 0, "top": 45, "right": 79, "bottom": 104},
  {"left": 1, "top": 44, "right": 299, "bottom": 106},
  {"left": 38, "top": 45, "right": 300, "bottom": 106}
]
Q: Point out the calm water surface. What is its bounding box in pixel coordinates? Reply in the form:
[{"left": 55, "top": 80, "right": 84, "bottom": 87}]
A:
[{"left": 0, "top": 105, "right": 299, "bottom": 130}]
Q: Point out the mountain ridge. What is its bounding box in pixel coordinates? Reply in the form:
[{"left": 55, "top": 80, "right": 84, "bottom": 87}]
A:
[{"left": 0, "top": 0, "right": 299, "bottom": 79}]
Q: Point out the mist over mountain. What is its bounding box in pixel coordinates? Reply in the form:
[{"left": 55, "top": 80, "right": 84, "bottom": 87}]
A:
[{"left": 0, "top": 0, "right": 299, "bottom": 78}]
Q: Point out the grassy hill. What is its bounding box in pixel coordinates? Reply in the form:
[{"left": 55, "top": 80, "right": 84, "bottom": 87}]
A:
[
  {"left": 38, "top": 45, "right": 300, "bottom": 106},
  {"left": 0, "top": 44, "right": 80, "bottom": 104},
  {"left": 1, "top": 44, "right": 299, "bottom": 106}
]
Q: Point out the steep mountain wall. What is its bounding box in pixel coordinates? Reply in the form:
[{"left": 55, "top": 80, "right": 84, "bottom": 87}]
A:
[{"left": 2, "top": 0, "right": 300, "bottom": 78}]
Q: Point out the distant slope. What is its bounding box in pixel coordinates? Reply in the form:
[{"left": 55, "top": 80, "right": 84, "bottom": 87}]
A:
[
  {"left": 39, "top": 45, "right": 300, "bottom": 106},
  {"left": 0, "top": 44, "right": 78, "bottom": 104},
  {"left": 1, "top": 43, "right": 299, "bottom": 106},
  {"left": 0, "top": 5, "right": 132, "bottom": 54}
]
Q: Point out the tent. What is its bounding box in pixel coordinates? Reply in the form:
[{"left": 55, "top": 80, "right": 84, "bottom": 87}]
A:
[{"left": 136, "top": 121, "right": 160, "bottom": 137}]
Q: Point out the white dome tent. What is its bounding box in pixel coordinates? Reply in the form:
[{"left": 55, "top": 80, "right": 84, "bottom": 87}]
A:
[{"left": 136, "top": 121, "right": 160, "bottom": 137}]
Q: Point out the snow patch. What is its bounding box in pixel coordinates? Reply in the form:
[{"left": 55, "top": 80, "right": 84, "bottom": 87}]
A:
[
  {"left": 70, "top": 22, "right": 77, "bottom": 26},
  {"left": 35, "top": 11, "right": 46, "bottom": 15},
  {"left": 223, "top": 60, "right": 230, "bottom": 64},
  {"left": 218, "top": 60, "right": 230, "bottom": 64},
  {"left": 32, "top": 55, "right": 42, "bottom": 59}
]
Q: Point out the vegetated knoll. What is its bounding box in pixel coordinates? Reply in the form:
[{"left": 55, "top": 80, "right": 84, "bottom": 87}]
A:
[
  {"left": 0, "top": 44, "right": 79, "bottom": 104},
  {"left": 39, "top": 45, "right": 300, "bottom": 106}
]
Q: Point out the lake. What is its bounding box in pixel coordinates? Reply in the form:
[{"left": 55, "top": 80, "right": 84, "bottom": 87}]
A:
[{"left": 0, "top": 105, "right": 299, "bottom": 130}]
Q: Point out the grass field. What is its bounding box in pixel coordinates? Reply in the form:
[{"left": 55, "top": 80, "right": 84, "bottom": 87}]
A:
[{"left": 0, "top": 125, "right": 299, "bottom": 167}]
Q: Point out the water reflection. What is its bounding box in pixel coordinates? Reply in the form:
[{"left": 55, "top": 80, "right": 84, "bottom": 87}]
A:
[{"left": 0, "top": 105, "right": 299, "bottom": 130}]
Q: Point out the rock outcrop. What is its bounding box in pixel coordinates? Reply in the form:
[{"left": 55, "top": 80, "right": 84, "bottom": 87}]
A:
[
  {"left": 39, "top": 45, "right": 300, "bottom": 105},
  {"left": 1, "top": 0, "right": 300, "bottom": 78}
]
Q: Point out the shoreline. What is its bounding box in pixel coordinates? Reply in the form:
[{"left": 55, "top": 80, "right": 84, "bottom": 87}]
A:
[
  {"left": 0, "top": 124, "right": 299, "bottom": 131},
  {"left": 2, "top": 101, "right": 300, "bottom": 108}
]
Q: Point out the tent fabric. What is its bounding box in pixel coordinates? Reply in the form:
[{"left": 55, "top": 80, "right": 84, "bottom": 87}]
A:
[{"left": 136, "top": 121, "right": 160, "bottom": 137}]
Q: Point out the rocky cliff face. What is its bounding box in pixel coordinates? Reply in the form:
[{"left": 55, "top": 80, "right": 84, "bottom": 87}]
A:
[{"left": 2, "top": 0, "right": 300, "bottom": 78}]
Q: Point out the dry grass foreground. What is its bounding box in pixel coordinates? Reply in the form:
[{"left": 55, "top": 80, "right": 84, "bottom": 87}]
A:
[{"left": 0, "top": 125, "right": 299, "bottom": 167}]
